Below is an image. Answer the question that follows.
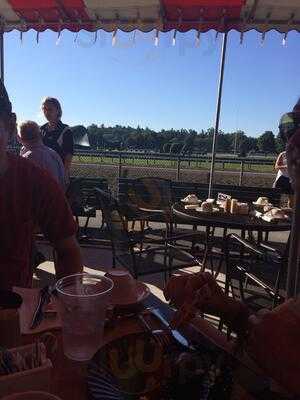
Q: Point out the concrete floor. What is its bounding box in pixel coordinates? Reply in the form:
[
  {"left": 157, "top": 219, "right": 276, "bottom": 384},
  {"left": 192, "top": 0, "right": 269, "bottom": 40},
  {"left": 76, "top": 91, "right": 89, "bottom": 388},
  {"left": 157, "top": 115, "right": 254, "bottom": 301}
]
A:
[{"left": 34, "top": 212, "right": 290, "bottom": 304}]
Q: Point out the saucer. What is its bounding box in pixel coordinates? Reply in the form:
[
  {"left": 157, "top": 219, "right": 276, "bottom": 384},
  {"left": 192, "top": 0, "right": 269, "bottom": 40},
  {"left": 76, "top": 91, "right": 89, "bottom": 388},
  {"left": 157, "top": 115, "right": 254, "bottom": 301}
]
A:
[{"left": 110, "top": 281, "right": 150, "bottom": 307}]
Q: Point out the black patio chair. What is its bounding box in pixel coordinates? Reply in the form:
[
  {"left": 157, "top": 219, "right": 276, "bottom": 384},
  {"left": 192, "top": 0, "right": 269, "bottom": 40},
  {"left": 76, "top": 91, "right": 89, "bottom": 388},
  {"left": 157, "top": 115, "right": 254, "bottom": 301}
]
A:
[
  {"left": 217, "top": 233, "right": 287, "bottom": 334},
  {"left": 128, "top": 177, "right": 208, "bottom": 257},
  {"left": 121, "top": 177, "right": 173, "bottom": 235},
  {"left": 66, "top": 177, "right": 96, "bottom": 236},
  {"left": 204, "top": 227, "right": 290, "bottom": 280},
  {"left": 95, "top": 188, "right": 204, "bottom": 280},
  {"left": 224, "top": 233, "right": 286, "bottom": 313}
]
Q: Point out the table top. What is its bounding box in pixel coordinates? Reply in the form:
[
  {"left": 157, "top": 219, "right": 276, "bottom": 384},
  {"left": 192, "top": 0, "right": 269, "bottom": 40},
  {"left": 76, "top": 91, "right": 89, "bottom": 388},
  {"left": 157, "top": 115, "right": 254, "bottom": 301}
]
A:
[
  {"left": 172, "top": 203, "right": 291, "bottom": 232},
  {"left": 19, "top": 293, "right": 281, "bottom": 400}
]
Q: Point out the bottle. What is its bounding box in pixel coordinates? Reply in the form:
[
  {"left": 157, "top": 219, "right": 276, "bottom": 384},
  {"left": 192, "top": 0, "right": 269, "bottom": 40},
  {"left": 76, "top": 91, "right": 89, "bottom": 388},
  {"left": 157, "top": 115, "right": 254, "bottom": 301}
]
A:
[{"left": 230, "top": 199, "right": 238, "bottom": 214}]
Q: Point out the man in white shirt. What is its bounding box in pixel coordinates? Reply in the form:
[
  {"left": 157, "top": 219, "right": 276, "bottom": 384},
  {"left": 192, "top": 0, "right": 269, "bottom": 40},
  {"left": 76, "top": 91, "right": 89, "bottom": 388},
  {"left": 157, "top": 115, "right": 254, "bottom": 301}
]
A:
[{"left": 19, "top": 120, "right": 67, "bottom": 190}]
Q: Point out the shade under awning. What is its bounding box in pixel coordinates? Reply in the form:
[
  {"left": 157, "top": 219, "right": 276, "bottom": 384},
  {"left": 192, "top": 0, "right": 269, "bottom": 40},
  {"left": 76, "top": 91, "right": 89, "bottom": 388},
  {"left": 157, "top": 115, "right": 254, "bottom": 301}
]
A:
[{"left": 0, "top": 0, "right": 299, "bottom": 34}]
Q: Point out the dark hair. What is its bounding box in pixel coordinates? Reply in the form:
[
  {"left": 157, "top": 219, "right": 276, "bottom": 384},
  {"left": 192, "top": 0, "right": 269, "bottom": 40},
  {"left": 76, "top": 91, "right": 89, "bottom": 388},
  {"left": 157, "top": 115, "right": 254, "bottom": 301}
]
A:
[
  {"left": 293, "top": 98, "right": 300, "bottom": 113},
  {"left": 279, "top": 112, "right": 300, "bottom": 144},
  {"left": 42, "top": 97, "right": 62, "bottom": 119}
]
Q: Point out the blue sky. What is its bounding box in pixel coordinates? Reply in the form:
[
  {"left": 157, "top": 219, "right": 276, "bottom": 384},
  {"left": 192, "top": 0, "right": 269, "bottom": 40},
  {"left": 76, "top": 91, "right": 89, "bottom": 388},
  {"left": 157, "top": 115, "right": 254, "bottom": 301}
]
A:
[{"left": 4, "top": 28, "right": 300, "bottom": 137}]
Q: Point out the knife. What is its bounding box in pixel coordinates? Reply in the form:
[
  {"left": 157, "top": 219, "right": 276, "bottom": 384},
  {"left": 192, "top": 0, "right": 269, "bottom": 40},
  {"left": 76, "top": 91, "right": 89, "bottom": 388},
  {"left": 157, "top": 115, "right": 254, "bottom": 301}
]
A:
[
  {"left": 150, "top": 308, "right": 196, "bottom": 350},
  {"left": 30, "top": 286, "right": 53, "bottom": 330}
]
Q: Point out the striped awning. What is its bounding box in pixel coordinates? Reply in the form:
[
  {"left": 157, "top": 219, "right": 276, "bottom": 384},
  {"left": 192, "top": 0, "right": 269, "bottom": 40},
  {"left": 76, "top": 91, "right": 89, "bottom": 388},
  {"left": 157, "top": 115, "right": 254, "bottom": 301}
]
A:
[{"left": 0, "top": 0, "right": 299, "bottom": 33}]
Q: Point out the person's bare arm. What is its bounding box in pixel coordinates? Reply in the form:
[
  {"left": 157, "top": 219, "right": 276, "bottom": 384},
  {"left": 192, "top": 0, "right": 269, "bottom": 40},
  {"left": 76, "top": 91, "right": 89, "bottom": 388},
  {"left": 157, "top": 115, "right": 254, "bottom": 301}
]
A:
[
  {"left": 62, "top": 129, "right": 73, "bottom": 173},
  {"left": 53, "top": 235, "right": 82, "bottom": 280},
  {"left": 34, "top": 166, "right": 81, "bottom": 279},
  {"left": 64, "top": 154, "right": 73, "bottom": 171}
]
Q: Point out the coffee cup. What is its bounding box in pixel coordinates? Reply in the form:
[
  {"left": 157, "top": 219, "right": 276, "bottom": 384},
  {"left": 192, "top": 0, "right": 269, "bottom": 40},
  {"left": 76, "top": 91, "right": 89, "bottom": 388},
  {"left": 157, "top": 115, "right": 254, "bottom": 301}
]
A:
[
  {"left": 201, "top": 201, "right": 213, "bottom": 213},
  {"left": 105, "top": 269, "right": 138, "bottom": 305},
  {"left": 206, "top": 198, "right": 215, "bottom": 204}
]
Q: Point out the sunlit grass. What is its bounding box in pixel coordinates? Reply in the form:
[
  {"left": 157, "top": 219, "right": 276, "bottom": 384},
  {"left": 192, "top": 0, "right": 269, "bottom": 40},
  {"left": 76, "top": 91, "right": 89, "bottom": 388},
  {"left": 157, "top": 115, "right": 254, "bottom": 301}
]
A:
[{"left": 73, "top": 155, "right": 275, "bottom": 173}]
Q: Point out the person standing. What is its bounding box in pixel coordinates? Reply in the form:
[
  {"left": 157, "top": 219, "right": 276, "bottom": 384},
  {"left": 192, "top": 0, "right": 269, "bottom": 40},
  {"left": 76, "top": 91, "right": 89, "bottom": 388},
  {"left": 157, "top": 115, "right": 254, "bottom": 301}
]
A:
[
  {"left": 273, "top": 151, "right": 291, "bottom": 193},
  {"left": 18, "top": 120, "right": 67, "bottom": 190},
  {"left": 40, "top": 97, "right": 73, "bottom": 177},
  {"left": 278, "top": 107, "right": 300, "bottom": 207},
  {"left": 0, "top": 83, "right": 82, "bottom": 289}
]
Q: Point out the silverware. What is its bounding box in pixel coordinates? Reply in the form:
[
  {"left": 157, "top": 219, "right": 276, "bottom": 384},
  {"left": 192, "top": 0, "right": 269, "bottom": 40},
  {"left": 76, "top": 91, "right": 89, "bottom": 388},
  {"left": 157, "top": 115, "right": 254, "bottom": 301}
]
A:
[
  {"left": 30, "top": 285, "right": 55, "bottom": 330},
  {"left": 149, "top": 308, "right": 196, "bottom": 350},
  {"left": 138, "top": 313, "right": 171, "bottom": 348}
]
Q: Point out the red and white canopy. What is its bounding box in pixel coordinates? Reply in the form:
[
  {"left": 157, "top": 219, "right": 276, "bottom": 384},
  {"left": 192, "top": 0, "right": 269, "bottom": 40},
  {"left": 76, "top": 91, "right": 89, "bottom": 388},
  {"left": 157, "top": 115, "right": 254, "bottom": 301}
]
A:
[{"left": 0, "top": 0, "right": 299, "bottom": 33}]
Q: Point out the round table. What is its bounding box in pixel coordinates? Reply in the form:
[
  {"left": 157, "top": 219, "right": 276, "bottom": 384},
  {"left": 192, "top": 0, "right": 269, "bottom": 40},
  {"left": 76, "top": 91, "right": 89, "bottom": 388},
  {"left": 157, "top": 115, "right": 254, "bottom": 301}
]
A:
[
  {"left": 20, "top": 293, "right": 274, "bottom": 400},
  {"left": 173, "top": 202, "right": 291, "bottom": 232},
  {"left": 172, "top": 202, "right": 291, "bottom": 243}
]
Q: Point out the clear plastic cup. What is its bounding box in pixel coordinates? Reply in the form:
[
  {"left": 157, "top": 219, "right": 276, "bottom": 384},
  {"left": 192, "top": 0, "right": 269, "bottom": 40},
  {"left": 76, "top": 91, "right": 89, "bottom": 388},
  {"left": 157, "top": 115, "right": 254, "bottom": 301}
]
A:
[{"left": 56, "top": 273, "right": 113, "bottom": 361}]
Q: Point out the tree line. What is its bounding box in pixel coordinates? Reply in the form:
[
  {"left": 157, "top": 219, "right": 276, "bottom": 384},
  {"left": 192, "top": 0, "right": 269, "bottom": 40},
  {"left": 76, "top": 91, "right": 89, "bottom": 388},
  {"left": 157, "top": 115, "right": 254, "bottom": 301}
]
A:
[{"left": 71, "top": 124, "right": 284, "bottom": 156}]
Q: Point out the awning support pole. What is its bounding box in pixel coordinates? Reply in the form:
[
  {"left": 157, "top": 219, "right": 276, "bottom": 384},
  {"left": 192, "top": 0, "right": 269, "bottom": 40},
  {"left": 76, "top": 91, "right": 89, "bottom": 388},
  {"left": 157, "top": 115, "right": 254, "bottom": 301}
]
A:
[
  {"left": 208, "top": 32, "right": 228, "bottom": 198},
  {"left": 0, "top": 32, "right": 4, "bottom": 82}
]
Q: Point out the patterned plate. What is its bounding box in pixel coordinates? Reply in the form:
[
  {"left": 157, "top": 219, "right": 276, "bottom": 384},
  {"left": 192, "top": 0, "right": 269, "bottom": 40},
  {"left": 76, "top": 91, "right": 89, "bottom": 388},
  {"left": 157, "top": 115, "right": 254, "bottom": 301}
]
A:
[
  {"left": 88, "top": 332, "right": 166, "bottom": 400},
  {"left": 88, "top": 360, "right": 124, "bottom": 400},
  {"left": 87, "top": 332, "right": 234, "bottom": 400}
]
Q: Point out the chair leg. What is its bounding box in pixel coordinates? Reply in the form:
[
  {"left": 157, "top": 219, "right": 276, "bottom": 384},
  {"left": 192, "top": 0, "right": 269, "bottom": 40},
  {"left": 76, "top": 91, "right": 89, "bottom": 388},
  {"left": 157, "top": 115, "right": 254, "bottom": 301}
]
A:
[
  {"left": 209, "top": 250, "right": 215, "bottom": 275},
  {"left": 214, "top": 254, "right": 224, "bottom": 279},
  {"left": 131, "top": 220, "right": 136, "bottom": 231},
  {"left": 201, "top": 246, "right": 209, "bottom": 272},
  {"left": 83, "top": 216, "right": 90, "bottom": 235},
  {"left": 100, "top": 210, "right": 105, "bottom": 230},
  {"left": 272, "top": 262, "right": 284, "bottom": 308}
]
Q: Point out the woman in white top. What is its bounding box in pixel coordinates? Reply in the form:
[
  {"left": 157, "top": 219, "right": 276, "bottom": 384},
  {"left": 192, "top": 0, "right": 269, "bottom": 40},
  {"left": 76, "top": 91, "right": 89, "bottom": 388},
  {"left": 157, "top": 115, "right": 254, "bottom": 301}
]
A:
[{"left": 273, "top": 151, "right": 292, "bottom": 193}]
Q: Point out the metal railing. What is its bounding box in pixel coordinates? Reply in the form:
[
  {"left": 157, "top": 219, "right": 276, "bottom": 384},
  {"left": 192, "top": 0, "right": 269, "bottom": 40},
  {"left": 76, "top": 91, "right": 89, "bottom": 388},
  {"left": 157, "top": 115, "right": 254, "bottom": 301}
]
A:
[
  {"left": 9, "top": 146, "right": 276, "bottom": 186},
  {"left": 72, "top": 149, "right": 275, "bottom": 184}
]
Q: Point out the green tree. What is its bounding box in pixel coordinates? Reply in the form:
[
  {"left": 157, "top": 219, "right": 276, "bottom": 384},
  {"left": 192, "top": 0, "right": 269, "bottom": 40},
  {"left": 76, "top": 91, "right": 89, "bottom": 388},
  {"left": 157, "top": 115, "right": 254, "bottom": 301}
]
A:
[
  {"left": 257, "top": 131, "right": 276, "bottom": 153},
  {"left": 238, "top": 136, "right": 258, "bottom": 156},
  {"left": 182, "top": 133, "right": 196, "bottom": 154},
  {"left": 275, "top": 133, "right": 285, "bottom": 153}
]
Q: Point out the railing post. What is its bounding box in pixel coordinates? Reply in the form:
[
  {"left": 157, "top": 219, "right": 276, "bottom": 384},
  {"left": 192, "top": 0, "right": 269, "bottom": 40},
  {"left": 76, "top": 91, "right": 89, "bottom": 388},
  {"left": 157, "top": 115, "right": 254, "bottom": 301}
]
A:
[
  {"left": 118, "top": 153, "right": 122, "bottom": 178},
  {"left": 176, "top": 156, "right": 181, "bottom": 181},
  {"left": 239, "top": 160, "right": 244, "bottom": 186}
]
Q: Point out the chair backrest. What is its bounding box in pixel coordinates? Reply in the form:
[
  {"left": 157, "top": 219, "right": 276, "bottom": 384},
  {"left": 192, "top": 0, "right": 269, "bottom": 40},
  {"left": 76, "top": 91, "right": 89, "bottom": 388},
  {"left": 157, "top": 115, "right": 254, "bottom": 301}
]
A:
[
  {"left": 118, "top": 178, "right": 282, "bottom": 206},
  {"left": 130, "top": 177, "right": 173, "bottom": 211},
  {"left": 78, "top": 177, "right": 109, "bottom": 208},
  {"left": 94, "top": 188, "right": 133, "bottom": 258},
  {"left": 66, "top": 177, "right": 84, "bottom": 214},
  {"left": 225, "top": 234, "right": 284, "bottom": 310}
]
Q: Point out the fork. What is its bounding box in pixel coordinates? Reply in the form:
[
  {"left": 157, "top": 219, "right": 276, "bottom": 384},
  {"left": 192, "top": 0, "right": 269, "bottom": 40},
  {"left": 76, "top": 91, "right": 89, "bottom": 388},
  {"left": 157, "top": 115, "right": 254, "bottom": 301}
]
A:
[{"left": 138, "top": 313, "right": 171, "bottom": 349}]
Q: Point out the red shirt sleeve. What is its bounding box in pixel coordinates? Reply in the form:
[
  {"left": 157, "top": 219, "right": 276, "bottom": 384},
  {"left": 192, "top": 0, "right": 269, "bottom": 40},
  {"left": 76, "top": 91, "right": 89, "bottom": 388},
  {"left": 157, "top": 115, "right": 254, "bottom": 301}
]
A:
[{"left": 32, "top": 167, "right": 77, "bottom": 242}]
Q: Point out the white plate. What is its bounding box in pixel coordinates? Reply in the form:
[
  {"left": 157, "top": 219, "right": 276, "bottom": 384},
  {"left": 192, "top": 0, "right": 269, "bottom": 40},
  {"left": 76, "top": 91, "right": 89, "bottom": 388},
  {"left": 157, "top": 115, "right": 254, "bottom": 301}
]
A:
[
  {"left": 195, "top": 207, "right": 222, "bottom": 214},
  {"left": 262, "top": 214, "right": 289, "bottom": 223},
  {"left": 252, "top": 202, "right": 272, "bottom": 207},
  {"left": 181, "top": 199, "right": 201, "bottom": 204}
]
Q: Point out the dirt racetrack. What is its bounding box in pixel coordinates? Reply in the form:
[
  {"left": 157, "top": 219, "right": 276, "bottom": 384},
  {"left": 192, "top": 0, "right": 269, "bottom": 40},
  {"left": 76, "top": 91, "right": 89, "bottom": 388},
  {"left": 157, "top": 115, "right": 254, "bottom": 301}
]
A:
[{"left": 71, "top": 162, "right": 276, "bottom": 194}]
